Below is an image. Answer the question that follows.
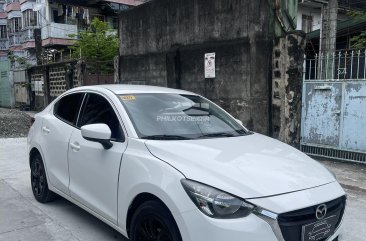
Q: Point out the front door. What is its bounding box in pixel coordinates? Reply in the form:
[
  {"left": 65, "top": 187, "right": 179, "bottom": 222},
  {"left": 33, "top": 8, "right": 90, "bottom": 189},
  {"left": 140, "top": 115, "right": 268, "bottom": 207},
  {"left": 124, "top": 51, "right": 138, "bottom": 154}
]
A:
[{"left": 68, "top": 92, "right": 127, "bottom": 224}]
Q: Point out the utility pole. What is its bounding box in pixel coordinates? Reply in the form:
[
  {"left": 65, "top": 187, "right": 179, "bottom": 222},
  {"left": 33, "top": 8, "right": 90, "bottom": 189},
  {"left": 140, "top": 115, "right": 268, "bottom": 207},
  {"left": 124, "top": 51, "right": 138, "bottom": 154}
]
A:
[
  {"left": 34, "top": 28, "right": 42, "bottom": 65},
  {"left": 318, "top": 0, "right": 338, "bottom": 79}
]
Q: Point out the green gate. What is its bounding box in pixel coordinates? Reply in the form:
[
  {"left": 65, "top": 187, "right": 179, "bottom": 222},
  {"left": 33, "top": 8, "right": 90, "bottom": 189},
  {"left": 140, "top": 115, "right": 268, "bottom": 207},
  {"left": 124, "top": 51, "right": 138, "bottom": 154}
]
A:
[{"left": 0, "top": 60, "right": 12, "bottom": 108}]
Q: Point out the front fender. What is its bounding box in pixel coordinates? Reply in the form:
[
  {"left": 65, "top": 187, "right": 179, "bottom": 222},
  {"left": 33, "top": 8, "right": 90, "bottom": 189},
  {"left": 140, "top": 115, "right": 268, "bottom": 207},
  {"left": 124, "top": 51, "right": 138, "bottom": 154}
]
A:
[{"left": 117, "top": 138, "right": 195, "bottom": 240}]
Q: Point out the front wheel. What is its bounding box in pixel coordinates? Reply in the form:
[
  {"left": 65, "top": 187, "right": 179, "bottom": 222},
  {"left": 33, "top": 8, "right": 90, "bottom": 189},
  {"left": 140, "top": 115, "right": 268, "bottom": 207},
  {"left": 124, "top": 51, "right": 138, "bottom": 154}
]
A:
[
  {"left": 130, "top": 200, "right": 182, "bottom": 241},
  {"left": 30, "top": 154, "right": 56, "bottom": 203}
]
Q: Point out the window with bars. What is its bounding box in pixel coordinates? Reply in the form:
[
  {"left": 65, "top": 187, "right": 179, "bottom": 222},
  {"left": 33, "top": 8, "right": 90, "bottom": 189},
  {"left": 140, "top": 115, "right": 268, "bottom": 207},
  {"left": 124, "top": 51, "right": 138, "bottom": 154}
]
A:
[
  {"left": 5, "top": 0, "right": 20, "bottom": 3},
  {"left": 0, "top": 25, "right": 7, "bottom": 39},
  {"left": 8, "top": 18, "right": 21, "bottom": 33},
  {"left": 23, "top": 10, "right": 38, "bottom": 28},
  {"left": 302, "top": 15, "right": 313, "bottom": 33},
  {"left": 112, "top": 18, "right": 118, "bottom": 29}
]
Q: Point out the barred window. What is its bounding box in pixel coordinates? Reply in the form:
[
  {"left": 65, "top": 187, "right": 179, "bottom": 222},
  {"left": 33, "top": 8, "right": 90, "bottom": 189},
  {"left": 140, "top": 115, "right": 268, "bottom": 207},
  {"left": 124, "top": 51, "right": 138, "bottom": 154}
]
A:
[
  {"left": 23, "top": 10, "right": 38, "bottom": 28},
  {"left": 0, "top": 25, "right": 7, "bottom": 39},
  {"left": 302, "top": 15, "right": 313, "bottom": 33},
  {"left": 8, "top": 18, "right": 21, "bottom": 33},
  {"left": 6, "top": 0, "right": 20, "bottom": 3}
]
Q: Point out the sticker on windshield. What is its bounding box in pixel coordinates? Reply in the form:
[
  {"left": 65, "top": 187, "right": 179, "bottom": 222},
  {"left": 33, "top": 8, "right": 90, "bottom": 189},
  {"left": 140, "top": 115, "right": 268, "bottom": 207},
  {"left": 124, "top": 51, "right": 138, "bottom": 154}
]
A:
[{"left": 120, "top": 95, "right": 136, "bottom": 101}]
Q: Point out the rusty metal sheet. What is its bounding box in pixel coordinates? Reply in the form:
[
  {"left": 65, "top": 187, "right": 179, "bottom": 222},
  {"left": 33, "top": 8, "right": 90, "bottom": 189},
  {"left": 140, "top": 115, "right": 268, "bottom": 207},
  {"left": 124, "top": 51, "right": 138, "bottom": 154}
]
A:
[
  {"left": 13, "top": 70, "right": 26, "bottom": 83},
  {"left": 15, "top": 85, "right": 28, "bottom": 104},
  {"left": 302, "top": 82, "right": 342, "bottom": 146},
  {"left": 341, "top": 82, "right": 366, "bottom": 151}
]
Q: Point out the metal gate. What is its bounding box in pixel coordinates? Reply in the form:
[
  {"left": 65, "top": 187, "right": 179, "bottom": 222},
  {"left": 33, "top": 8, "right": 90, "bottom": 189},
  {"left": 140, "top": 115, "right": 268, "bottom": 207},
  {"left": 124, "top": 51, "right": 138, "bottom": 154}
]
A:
[
  {"left": 0, "top": 60, "right": 13, "bottom": 108},
  {"left": 301, "top": 50, "right": 366, "bottom": 163}
]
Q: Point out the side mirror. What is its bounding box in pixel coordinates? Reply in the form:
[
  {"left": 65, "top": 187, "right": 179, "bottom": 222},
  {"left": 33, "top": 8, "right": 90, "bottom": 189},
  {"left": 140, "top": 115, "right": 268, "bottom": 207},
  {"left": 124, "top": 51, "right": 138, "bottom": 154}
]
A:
[
  {"left": 81, "top": 124, "right": 113, "bottom": 149},
  {"left": 235, "top": 119, "right": 243, "bottom": 126}
]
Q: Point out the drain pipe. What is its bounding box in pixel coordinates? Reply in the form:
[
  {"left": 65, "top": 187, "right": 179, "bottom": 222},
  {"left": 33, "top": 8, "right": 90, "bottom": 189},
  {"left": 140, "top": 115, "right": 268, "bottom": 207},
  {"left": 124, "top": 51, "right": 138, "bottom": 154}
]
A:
[{"left": 274, "top": 0, "right": 287, "bottom": 32}]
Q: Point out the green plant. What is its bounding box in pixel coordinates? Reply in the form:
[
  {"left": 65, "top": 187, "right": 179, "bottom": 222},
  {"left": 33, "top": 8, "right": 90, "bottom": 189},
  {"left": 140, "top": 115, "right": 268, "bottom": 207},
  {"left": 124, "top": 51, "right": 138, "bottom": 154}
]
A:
[
  {"left": 69, "top": 18, "right": 118, "bottom": 74},
  {"left": 16, "top": 82, "right": 31, "bottom": 88},
  {"left": 348, "top": 10, "right": 366, "bottom": 50},
  {"left": 350, "top": 32, "right": 366, "bottom": 50},
  {"left": 8, "top": 52, "right": 32, "bottom": 69}
]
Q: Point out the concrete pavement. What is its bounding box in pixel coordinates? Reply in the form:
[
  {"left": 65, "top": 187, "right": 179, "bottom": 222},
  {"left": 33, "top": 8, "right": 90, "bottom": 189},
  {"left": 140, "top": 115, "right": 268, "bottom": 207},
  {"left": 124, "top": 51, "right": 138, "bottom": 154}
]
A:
[
  {"left": 317, "top": 159, "right": 366, "bottom": 241},
  {"left": 1, "top": 138, "right": 366, "bottom": 241},
  {"left": 0, "top": 138, "right": 126, "bottom": 241}
]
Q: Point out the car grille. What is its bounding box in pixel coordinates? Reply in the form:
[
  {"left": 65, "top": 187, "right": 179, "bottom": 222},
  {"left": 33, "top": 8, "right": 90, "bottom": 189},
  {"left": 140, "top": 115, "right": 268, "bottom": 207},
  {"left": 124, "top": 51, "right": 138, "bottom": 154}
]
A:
[{"left": 277, "top": 196, "right": 346, "bottom": 241}]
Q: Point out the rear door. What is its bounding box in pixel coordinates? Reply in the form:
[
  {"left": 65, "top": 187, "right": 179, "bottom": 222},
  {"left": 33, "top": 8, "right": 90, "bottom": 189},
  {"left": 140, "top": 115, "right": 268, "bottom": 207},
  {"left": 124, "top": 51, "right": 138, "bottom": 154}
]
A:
[
  {"left": 68, "top": 92, "right": 127, "bottom": 224},
  {"left": 40, "top": 92, "right": 85, "bottom": 194}
]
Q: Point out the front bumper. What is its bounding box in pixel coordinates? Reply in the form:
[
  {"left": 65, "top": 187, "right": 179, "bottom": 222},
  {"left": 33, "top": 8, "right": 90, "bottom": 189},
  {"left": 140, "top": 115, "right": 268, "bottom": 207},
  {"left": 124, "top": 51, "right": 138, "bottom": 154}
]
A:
[
  {"left": 177, "top": 182, "right": 346, "bottom": 241},
  {"left": 255, "top": 196, "right": 346, "bottom": 241},
  {"left": 180, "top": 208, "right": 279, "bottom": 241},
  {"left": 179, "top": 208, "right": 344, "bottom": 241}
]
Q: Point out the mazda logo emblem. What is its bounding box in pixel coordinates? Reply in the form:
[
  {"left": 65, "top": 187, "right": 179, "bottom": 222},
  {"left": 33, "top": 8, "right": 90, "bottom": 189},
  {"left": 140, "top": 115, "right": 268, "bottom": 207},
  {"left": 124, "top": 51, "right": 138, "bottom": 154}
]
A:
[{"left": 316, "top": 204, "right": 327, "bottom": 220}]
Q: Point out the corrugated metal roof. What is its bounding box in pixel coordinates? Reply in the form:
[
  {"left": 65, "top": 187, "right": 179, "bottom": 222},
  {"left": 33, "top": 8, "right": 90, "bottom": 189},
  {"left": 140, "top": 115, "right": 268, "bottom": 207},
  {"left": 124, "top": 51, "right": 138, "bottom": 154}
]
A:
[
  {"left": 52, "top": 0, "right": 146, "bottom": 8},
  {"left": 104, "top": 0, "right": 147, "bottom": 6},
  {"left": 307, "top": 17, "right": 366, "bottom": 40}
]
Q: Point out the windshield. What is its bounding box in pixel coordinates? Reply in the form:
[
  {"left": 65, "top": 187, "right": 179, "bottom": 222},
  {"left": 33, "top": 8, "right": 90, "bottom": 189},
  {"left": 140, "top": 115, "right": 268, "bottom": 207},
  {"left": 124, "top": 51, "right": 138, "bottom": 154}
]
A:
[{"left": 119, "top": 93, "right": 248, "bottom": 140}]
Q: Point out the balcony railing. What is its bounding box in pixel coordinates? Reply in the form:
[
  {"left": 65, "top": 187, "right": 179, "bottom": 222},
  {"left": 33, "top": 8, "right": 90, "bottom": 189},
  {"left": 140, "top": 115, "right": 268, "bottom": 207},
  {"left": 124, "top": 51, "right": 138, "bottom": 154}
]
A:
[
  {"left": 20, "top": 28, "right": 35, "bottom": 43},
  {"left": 0, "top": 39, "right": 8, "bottom": 50},
  {"left": 8, "top": 32, "right": 21, "bottom": 46},
  {"left": 41, "top": 22, "right": 78, "bottom": 40}
]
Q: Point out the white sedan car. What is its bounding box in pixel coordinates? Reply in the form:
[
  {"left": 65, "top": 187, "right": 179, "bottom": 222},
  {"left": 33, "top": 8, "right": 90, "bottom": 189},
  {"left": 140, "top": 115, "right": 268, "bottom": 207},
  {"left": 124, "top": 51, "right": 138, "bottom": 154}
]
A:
[{"left": 28, "top": 85, "right": 346, "bottom": 241}]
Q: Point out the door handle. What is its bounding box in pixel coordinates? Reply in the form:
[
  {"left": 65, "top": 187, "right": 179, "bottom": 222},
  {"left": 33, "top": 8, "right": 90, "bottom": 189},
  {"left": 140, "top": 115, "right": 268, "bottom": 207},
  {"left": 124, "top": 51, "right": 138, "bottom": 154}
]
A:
[
  {"left": 42, "top": 126, "right": 50, "bottom": 134},
  {"left": 70, "top": 142, "right": 81, "bottom": 152}
]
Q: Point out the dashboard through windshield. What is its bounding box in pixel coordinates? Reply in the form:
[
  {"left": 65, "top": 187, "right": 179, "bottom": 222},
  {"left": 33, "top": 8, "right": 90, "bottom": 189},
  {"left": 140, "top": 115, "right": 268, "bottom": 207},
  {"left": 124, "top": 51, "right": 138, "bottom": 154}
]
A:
[{"left": 119, "top": 93, "right": 248, "bottom": 140}]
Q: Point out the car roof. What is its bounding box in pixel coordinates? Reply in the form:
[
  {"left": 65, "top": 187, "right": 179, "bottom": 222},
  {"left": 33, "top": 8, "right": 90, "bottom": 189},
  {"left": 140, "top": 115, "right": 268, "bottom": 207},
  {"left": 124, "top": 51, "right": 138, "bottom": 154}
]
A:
[{"left": 72, "top": 84, "right": 197, "bottom": 95}]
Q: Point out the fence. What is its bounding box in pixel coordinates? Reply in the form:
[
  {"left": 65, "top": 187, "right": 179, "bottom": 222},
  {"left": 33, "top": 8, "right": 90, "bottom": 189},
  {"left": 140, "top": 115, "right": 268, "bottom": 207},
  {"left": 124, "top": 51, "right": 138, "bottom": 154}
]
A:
[
  {"left": 0, "top": 60, "right": 13, "bottom": 108},
  {"left": 28, "top": 60, "right": 116, "bottom": 110},
  {"left": 83, "top": 60, "right": 116, "bottom": 85},
  {"left": 305, "top": 49, "right": 366, "bottom": 81},
  {"left": 301, "top": 49, "right": 366, "bottom": 164}
]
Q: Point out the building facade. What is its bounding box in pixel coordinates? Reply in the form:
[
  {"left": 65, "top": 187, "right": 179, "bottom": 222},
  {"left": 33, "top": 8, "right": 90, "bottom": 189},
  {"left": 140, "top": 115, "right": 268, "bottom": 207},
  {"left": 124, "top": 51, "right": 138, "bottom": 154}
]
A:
[
  {"left": 0, "top": 0, "right": 142, "bottom": 108},
  {"left": 297, "top": 0, "right": 366, "bottom": 54},
  {"left": 118, "top": 0, "right": 305, "bottom": 145}
]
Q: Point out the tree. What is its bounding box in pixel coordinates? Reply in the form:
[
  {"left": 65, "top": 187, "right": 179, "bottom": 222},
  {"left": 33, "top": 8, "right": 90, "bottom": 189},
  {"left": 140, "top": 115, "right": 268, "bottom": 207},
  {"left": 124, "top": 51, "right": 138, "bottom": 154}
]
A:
[
  {"left": 69, "top": 18, "right": 119, "bottom": 73},
  {"left": 8, "top": 51, "right": 32, "bottom": 69},
  {"left": 349, "top": 10, "right": 366, "bottom": 50}
]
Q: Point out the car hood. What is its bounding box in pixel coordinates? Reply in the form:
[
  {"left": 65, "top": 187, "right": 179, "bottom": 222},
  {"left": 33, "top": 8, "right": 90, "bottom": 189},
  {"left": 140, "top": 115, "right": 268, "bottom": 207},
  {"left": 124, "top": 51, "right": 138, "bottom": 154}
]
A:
[{"left": 144, "top": 133, "right": 335, "bottom": 199}]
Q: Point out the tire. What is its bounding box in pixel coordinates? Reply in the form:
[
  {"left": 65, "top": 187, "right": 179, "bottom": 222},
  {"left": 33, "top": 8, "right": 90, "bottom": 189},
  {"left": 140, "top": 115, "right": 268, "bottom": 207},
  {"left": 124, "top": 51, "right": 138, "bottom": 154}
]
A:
[
  {"left": 130, "top": 200, "right": 182, "bottom": 241},
  {"left": 30, "top": 154, "right": 57, "bottom": 203}
]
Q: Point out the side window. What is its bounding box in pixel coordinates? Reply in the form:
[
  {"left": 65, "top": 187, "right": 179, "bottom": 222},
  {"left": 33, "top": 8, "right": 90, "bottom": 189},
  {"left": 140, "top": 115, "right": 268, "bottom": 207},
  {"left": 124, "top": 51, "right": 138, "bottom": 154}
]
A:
[
  {"left": 78, "top": 93, "right": 124, "bottom": 141},
  {"left": 54, "top": 93, "right": 84, "bottom": 126}
]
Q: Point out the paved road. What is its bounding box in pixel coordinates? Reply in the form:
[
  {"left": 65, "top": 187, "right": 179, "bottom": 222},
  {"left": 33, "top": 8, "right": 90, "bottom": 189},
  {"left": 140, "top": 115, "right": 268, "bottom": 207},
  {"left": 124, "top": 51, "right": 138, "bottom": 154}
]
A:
[
  {"left": 0, "top": 138, "right": 127, "bottom": 241},
  {"left": 1, "top": 138, "right": 366, "bottom": 241}
]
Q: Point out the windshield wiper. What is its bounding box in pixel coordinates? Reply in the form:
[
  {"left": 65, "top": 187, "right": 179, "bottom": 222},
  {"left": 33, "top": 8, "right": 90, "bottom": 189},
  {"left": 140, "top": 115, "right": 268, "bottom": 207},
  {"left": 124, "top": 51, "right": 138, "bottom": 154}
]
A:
[
  {"left": 141, "top": 135, "right": 192, "bottom": 140},
  {"left": 198, "top": 132, "right": 237, "bottom": 138}
]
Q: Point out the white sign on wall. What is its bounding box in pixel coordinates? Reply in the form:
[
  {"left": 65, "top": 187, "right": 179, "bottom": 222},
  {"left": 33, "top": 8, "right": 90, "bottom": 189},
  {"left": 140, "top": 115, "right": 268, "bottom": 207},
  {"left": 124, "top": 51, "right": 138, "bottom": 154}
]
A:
[
  {"left": 204, "top": 53, "right": 216, "bottom": 78},
  {"left": 34, "top": 80, "right": 44, "bottom": 92}
]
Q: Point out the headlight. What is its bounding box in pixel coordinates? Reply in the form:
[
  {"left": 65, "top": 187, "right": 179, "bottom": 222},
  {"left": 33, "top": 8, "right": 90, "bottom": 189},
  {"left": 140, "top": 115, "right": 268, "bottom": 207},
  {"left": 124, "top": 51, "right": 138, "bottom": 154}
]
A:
[{"left": 181, "top": 179, "right": 255, "bottom": 219}]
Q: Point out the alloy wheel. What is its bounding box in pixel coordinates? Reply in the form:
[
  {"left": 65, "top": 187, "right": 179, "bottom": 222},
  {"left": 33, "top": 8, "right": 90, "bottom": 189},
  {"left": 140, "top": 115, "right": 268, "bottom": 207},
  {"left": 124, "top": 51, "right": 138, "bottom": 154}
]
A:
[
  {"left": 136, "top": 215, "right": 174, "bottom": 241},
  {"left": 31, "top": 160, "right": 45, "bottom": 197}
]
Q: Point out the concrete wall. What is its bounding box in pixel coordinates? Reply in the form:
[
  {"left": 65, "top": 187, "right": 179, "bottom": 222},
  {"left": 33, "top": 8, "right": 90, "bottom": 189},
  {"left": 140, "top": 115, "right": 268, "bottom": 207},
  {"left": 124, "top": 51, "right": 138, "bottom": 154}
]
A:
[{"left": 119, "top": 0, "right": 275, "bottom": 134}]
